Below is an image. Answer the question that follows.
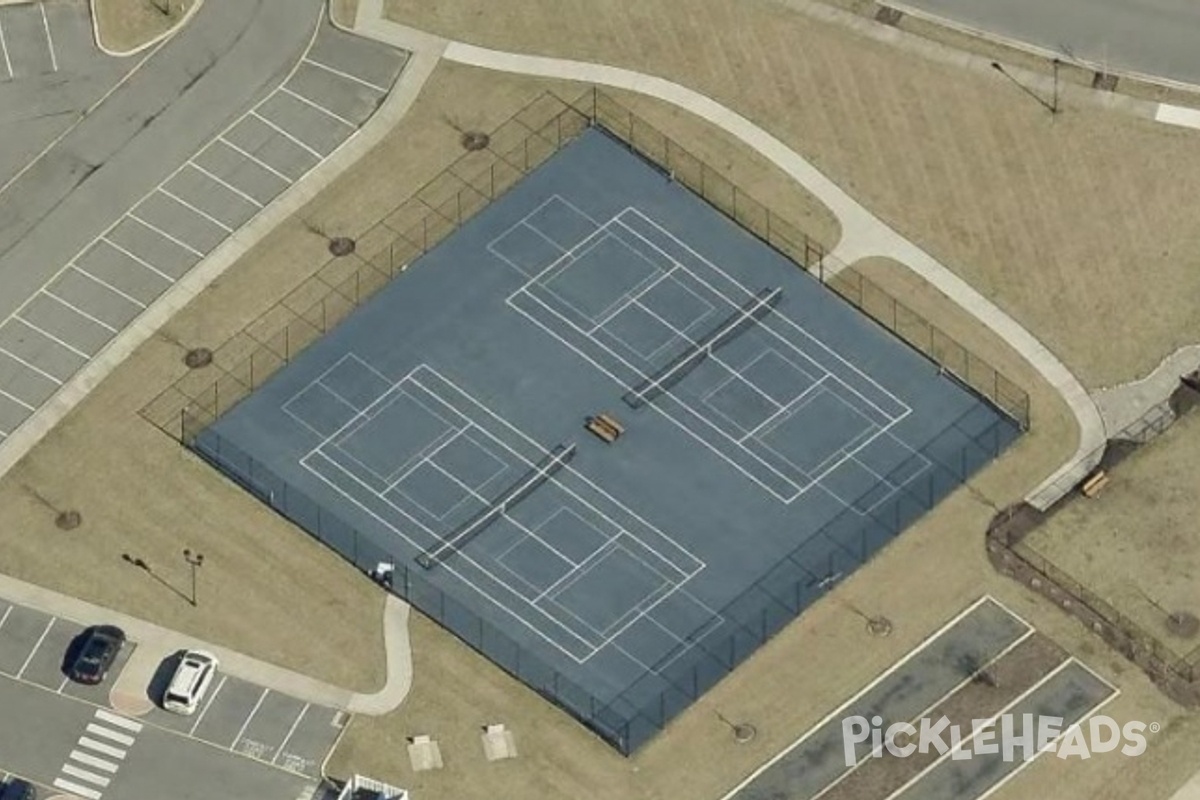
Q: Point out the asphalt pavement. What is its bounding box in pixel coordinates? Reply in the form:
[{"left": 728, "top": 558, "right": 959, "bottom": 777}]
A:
[{"left": 888, "top": 0, "right": 1200, "bottom": 86}]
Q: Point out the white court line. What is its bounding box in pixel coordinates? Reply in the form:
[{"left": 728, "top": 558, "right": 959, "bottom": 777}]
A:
[
  {"left": 880, "top": 658, "right": 1101, "bottom": 800},
  {"left": 68, "top": 751, "right": 119, "bottom": 773},
  {"left": 158, "top": 186, "right": 234, "bottom": 232},
  {"left": 127, "top": 212, "right": 205, "bottom": 258},
  {"left": 718, "top": 595, "right": 1022, "bottom": 800},
  {"left": 740, "top": 374, "right": 827, "bottom": 442},
  {"left": 94, "top": 236, "right": 176, "bottom": 284},
  {"left": 14, "top": 315, "right": 91, "bottom": 360},
  {"left": 231, "top": 688, "right": 269, "bottom": 747},
  {"left": 618, "top": 208, "right": 910, "bottom": 417},
  {"left": 217, "top": 136, "right": 296, "bottom": 183},
  {"left": 189, "top": 674, "right": 226, "bottom": 736},
  {"left": 0, "top": 16, "right": 11, "bottom": 79},
  {"left": 52, "top": 778, "right": 100, "bottom": 800},
  {"left": 38, "top": 3, "right": 57, "bottom": 73},
  {"left": 69, "top": 264, "right": 147, "bottom": 309},
  {"left": 186, "top": 161, "right": 264, "bottom": 209},
  {"left": 0, "top": 345, "right": 62, "bottom": 385},
  {"left": 94, "top": 709, "right": 143, "bottom": 732},
  {"left": 76, "top": 737, "right": 127, "bottom": 760},
  {"left": 41, "top": 290, "right": 118, "bottom": 333},
  {"left": 84, "top": 723, "right": 134, "bottom": 747},
  {"left": 0, "top": 386, "right": 35, "bottom": 412},
  {"left": 250, "top": 110, "right": 325, "bottom": 160},
  {"left": 811, "top": 627, "right": 1039, "bottom": 800},
  {"left": 271, "top": 703, "right": 310, "bottom": 765},
  {"left": 279, "top": 85, "right": 356, "bottom": 128},
  {"left": 60, "top": 763, "right": 110, "bottom": 788},
  {"left": 302, "top": 57, "right": 389, "bottom": 93}
]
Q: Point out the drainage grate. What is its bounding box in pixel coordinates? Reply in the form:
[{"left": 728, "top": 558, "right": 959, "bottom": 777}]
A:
[
  {"left": 55, "top": 510, "right": 82, "bottom": 530},
  {"left": 1092, "top": 72, "right": 1119, "bottom": 91},
  {"left": 461, "top": 131, "right": 490, "bottom": 151},
  {"left": 328, "top": 237, "right": 356, "bottom": 257},
  {"left": 184, "top": 347, "right": 213, "bottom": 369}
]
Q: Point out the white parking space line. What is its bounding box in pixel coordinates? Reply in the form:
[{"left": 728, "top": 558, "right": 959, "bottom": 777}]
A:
[
  {"left": 249, "top": 110, "right": 324, "bottom": 159},
  {"left": 127, "top": 213, "right": 205, "bottom": 258},
  {"left": 41, "top": 290, "right": 119, "bottom": 333},
  {"left": 77, "top": 737, "right": 127, "bottom": 760},
  {"left": 60, "top": 763, "right": 110, "bottom": 788},
  {"left": 231, "top": 687, "right": 270, "bottom": 747},
  {"left": 69, "top": 264, "right": 147, "bottom": 309},
  {"left": 0, "top": 345, "right": 63, "bottom": 386},
  {"left": 302, "top": 57, "right": 388, "bottom": 93},
  {"left": 56, "top": 674, "right": 69, "bottom": 693},
  {"left": 39, "top": 3, "right": 57, "bottom": 73},
  {"left": 0, "top": 18, "right": 11, "bottom": 79},
  {"left": 15, "top": 315, "right": 92, "bottom": 360},
  {"left": 15, "top": 616, "right": 55, "bottom": 678},
  {"left": 94, "top": 709, "right": 143, "bottom": 732},
  {"left": 84, "top": 723, "right": 134, "bottom": 747},
  {"left": 0, "top": 386, "right": 34, "bottom": 412},
  {"left": 98, "top": 235, "right": 176, "bottom": 284},
  {"left": 0, "top": 606, "right": 11, "bottom": 628},
  {"left": 279, "top": 85, "right": 356, "bottom": 128},
  {"left": 158, "top": 187, "right": 233, "bottom": 232},
  {"left": 69, "top": 751, "right": 119, "bottom": 773},
  {"left": 189, "top": 673, "right": 226, "bottom": 736},
  {"left": 271, "top": 703, "right": 310, "bottom": 764},
  {"left": 53, "top": 778, "right": 101, "bottom": 799},
  {"left": 217, "top": 137, "right": 294, "bottom": 182},
  {"left": 187, "top": 162, "right": 264, "bottom": 209},
  {"left": 248, "top": 109, "right": 324, "bottom": 159}
]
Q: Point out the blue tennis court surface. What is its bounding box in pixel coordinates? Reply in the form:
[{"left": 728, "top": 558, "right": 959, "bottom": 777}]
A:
[{"left": 194, "top": 128, "right": 1022, "bottom": 752}]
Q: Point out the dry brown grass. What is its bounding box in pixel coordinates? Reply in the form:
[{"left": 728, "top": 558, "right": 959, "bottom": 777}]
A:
[
  {"left": 92, "top": 0, "right": 196, "bottom": 54},
  {"left": 1024, "top": 409, "right": 1200, "bottom": 664},
  {"left": 329, "top": 0, "right": 359, "bottom": 29},
  {"left": 385, "top": 0, "right": 1200, "bottom": 389}
]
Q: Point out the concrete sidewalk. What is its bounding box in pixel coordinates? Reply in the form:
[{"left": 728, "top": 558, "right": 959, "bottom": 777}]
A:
[
  {"left": 0, "top": 569, "right": 412, "bottom": 715},
  {"left": 353, "top": 0, "right": 1103, "bottom": 511}
]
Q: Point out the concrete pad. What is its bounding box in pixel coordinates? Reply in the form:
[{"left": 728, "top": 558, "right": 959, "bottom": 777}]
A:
[
  {"left": 481, "top": 725, "right": 518, "bottom": 761},
  {"left": 109, "top": 642, "right": 168, "bottom": 717},
  {"left": 407, "top": 736, "right": 443, "bottom": 771}
]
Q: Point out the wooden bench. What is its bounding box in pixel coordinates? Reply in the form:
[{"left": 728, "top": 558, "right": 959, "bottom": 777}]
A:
[
  {"left": 1081, "top": 470, "right": 1109, "bottom": 498},
  {"left": 586, "top": 417, "right": 618, "bottom": 443}
]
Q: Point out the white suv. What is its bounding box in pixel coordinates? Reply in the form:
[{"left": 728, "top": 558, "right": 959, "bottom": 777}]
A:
[{"left": 163, "top": 650, "right": 219, "bottom": 715}]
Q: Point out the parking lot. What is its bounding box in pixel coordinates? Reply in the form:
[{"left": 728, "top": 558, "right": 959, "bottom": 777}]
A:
[
  {"left": 0, "top": 598, "right": 345, "bottom": 787},
  {"left": 0, "top": 14, "right": 409, "bottom": 445}
]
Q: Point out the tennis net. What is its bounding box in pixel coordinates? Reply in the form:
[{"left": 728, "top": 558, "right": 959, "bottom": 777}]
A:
[
  {"left": 623, "top": 287, "right": 782, "bottom": 409},
  {"left": 416, "top": 442, "right": 576, "bottom": 569}
]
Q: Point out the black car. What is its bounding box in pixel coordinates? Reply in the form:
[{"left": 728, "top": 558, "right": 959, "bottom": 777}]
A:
[
  {"left": 67, "top": 625, "right": 126, "bottom": 685},
  {"left": 0, "top": 777, "right": 37, "bottom": 800}
]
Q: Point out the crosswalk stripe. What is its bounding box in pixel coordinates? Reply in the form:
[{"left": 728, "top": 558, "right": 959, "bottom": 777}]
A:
[
  {"left": 53, "top": 778, "right": 102, "bottom": 799},
  {"left": 77, "top": 736, "right": 127, "bottom": 759},
  {"left": 85, "top": 723, "right": 134, "bottom": 746},
  {"left": 94, "top": 709, "right": 143, "bottom": 732},
  {"left": 69, "top": 750, "right": 119, "bottom": 773},
  {"left": 61, "top": 763, "right": 111, "bottom": 787}
]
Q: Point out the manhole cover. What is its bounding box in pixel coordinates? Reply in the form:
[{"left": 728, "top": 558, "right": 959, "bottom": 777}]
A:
[
  {"left": 55, "top": 510, "right": 82, "bottom": 530},
  {"left": 733, "top": 723, "right": 757, "bottom": 743},
  {"left": 867, "top": 616, "right": 893, "bottom": 637},
  {"left": 1167, "top": 611, "right": 1200, "bottom": 638},
  {"left": 461, "top": 130, "right": 490, "bottom": 151},
  {"left": 184, "top": 347, "right": 213, "bottom": 369},
  {"left": 328, "top": 236, "right": 356, "bottom": 257}
]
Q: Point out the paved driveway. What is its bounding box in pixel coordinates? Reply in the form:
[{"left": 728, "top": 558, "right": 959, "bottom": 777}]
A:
[
  {"left": 887, "top": 0, "right": 1200, "bottom": 86},
  {"left": 0, "top": 0, "right": 408, "bottom": 455},
  {"left": 0, "top": 598, "right": 342, "bottom": 799}
]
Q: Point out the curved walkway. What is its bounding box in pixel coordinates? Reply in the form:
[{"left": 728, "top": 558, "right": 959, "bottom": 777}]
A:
[{"left": 352, "top": 0, "right": 1104, "bottom": 511}]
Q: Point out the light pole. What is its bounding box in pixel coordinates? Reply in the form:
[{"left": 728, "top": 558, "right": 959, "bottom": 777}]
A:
[
  {"left": 991, "top": 61, "right": 1059, "bottom": 116},
  {"left": 183, "top": 549, "right": 204, "bottom": 607}
]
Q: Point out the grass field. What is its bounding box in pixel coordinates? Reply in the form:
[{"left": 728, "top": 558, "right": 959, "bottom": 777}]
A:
[
  {"left": 1024, "top": 409, "right": 1200, "bottom": 665},
  {"left": 385, "top": 0, "right": 1200, "bottom": 389},
  {"left": 92, "top": 0, "right": 197, "bottom": 54}
]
